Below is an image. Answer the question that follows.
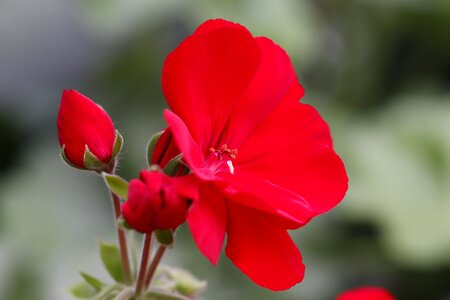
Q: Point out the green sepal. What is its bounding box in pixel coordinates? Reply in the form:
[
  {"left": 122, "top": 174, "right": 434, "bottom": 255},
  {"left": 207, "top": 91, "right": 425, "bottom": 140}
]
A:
[
  {"left": 155, "top": 230, "right": 174, "bottom": 246},
  {"left": 84, "top": 145, "right": 108, "bottom": 171},
  {"left": 92, "top": 283, "right": 124, "bottom": 300},
  {"left": 114, "top": 287, "right": 134, "bottom": 300},
  {"left": 60, "top": 145, "right": 84, "bottom": 170},
  {"left": 149, "top": 164, "right": 163, "bottom": 173},
  {"left": 80, "top": 272, "right": 105, "bottom": 292},
  {"left": 112, "top": 130, "right": 123, "bottom": 160},
  {"left": 68, "top": 281, "right": 97, "bottom": 299},
  {"left": 99, "top": 242, "right": 124, "bottom": 283},
  {"left": 163, "top": 154, "right": 184, "bottom": 176},
  {"left": 146, "top": 130, "right": 164, "bottom": 167},
  {"left": 143, "top": 289, "right": 190, "bottom": 300},
  {"left": 171, "top": 269, "right": 207, "bottom": 297},
  {"left": 117, "top": 215, "right": 132, "bottom": 230},
  {"left": 103, "top": 173, "right": 129, "bottom": 200}
]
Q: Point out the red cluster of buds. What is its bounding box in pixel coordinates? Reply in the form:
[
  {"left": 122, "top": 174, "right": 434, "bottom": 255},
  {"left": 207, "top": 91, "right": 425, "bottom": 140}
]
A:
[{"left": 122, "top": 169, "right": 197, "bottom": 234}]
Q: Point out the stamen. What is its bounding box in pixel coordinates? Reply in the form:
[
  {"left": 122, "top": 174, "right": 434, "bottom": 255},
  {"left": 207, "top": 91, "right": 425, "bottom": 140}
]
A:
[
  {"left": 208, "top": 144, "right": 238, "bottom": 175},
  {"left": 209, "top": 144, "right": 238, "bottom": 160},
  {"left": 226, "top": 160, "right": 235, "bottom": 174}
]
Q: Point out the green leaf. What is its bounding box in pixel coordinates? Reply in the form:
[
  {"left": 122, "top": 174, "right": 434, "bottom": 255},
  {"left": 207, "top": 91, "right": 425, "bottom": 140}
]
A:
[
  {"left": 112, "top": 130, "right": 124, "bottom": 159},
  {"left": 146, "top": 130, "right": 164, "bottom": 167},
  {"left": 155, "top": 230, "right": 173, "bottom": 246},
  {"left": 84, "top": 145, "right": 107, "bottom": 171},
  {"left": 68, "top": 282, "right": 97, "bottom": 299},
  {"left": 103, "top": 174, "right": 129, "bottom": 200},
  {"left": 92, "top": 284, "right": 124, "bottom": 300},
  {"left": 143, "top": 289, "right": 190, "bottom": 300},
  {"left": 163, "top": 154, "right": 183, "bottom": 176},
  {"left": 80, "top": 272, "right": 105, "bottom": 291},
  {"left": 99, "top": 242, "right": 124, "bottom": 283},
  {"left": 60, "top": 145, "right": 84, "bottom": 170}
]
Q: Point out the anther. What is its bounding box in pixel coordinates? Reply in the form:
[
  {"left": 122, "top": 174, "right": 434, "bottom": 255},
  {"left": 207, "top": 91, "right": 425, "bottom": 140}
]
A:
[{"left": 210, "top": 144, "right": 238, "bottom": 159}]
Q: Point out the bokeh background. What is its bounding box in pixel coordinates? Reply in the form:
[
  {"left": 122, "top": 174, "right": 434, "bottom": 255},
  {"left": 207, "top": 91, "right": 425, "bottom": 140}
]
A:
[{"left": 1, "top": 0, "right": 449, "bottom": 299}]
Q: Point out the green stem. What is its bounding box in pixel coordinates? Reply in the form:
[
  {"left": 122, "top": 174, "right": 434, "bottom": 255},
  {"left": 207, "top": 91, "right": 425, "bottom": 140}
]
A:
[
  {"left": 111, "top": 191, "right": 133, "bottom": 285},
  {"left": 135, "top": 233, "right": 153, "bottom": 298},
  {"left": 144, "top": 245, "right": 167, "bottom": 290}
]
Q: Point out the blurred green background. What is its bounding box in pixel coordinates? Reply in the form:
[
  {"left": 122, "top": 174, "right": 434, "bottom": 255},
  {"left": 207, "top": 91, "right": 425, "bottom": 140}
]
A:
[{"left": 0, "top": 0, "right": 449, "bottom": 299}]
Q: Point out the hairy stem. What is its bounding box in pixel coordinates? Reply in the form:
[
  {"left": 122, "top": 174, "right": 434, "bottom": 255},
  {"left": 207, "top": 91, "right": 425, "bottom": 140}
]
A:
[
  {"left": 111, "top": 192, "right": 133, "bottom": 285},
  {"left": 135, "top": 233, "right": 153, "bottom": 297},
  {"left": 144, "top": 245, "right": 167, "bottom": 290}
]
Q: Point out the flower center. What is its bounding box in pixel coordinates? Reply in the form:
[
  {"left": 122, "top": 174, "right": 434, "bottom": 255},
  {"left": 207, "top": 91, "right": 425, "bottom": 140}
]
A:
[{"left": 207, "top": 144, "right": 238, "bottom": 174}]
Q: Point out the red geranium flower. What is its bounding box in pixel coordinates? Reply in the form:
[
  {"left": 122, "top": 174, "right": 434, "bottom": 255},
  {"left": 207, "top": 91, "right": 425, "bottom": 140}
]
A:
[
  {"left": 337, "top": 286, "right": 396, "bottom": 300},
  {"left": 57, "top": 89, "right": 116, "bottom": 169},
  {"left": 122, "top": 170, "right": 197, "bottom": 234},
  {"left": 160, "top": 19, "right": 348, "bottom": 290}
]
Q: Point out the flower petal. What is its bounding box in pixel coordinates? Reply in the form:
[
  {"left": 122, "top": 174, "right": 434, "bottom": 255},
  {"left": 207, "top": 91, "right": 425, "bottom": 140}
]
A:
[
  {"left": 173, "top": 174, "right": 199, "bottom": 202},
  {"left": 337, "top": 287, "right": 396, "bottom": 300},
  {"left": 220, "top": 172, "right": 313, "bottom": 229},
  {"left": 122, "top": 179, "right": 154, "bottom": 233},
  {"left": 187, "top": 183, "right": 227, "bottom": 265},
  {"left": 163, "top": 110, "right": 205, "bottom": 171},
  {"left": 237, "top": 101, "right": 348, "bottom": 215},
  {"left": 193, "top": 19, "right": 244, "bottom": 36},
  {"left": 225, "top": 202, "right": 305, "bottom": 291},
  {"left": 221, "top": 37, "right": 305, "bottom": 148},
  {"left": 162, "top": 21, "right": 261, "bottom": 150}
]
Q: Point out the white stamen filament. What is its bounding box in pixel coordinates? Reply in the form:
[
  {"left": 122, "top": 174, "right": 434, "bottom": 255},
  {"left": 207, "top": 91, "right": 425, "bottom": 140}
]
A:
[{"left": 226, "top": 160, "right": 235, "bottom": 174}]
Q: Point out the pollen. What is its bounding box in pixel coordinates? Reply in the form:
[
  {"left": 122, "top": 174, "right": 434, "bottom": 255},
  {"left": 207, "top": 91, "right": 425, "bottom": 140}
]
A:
[{"left": 209, "top": 144, "right": 238, "bottom": 160}]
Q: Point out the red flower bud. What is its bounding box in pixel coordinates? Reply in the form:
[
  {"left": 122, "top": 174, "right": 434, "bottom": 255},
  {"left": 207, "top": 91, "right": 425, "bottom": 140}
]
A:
[
  {"left": 337, "top": 286, "right": 396, "bottom": 300},
  {"left": 122, "top": 170, "right": 197, "bottom": 234},
  {"left": 146, "top": 128, "right": 183, "bottom": 171},
  {"left": 57, "top": 89, "right": 117, "bottom": 170}
]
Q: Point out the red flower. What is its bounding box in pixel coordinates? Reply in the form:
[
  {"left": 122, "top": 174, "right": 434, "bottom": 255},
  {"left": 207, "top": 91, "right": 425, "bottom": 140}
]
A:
[
  {"left": 122, "top": 170, "right": 197, "bottom": 234},
  {"left": 57, "top": 89, "right": 116, "bottom": 169},
  {"left": 161, "top": 19, "right": 348, "bottom": 290},
  {"left": 337, "top": 287, "right": 396, "bottom": 300}
]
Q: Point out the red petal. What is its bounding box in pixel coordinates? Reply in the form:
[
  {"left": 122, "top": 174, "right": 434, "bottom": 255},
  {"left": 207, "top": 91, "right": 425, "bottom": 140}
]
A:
[
  {"left": 173, "top": 174, "right": 199, "bottom": 202},
  {"left": 193, "top": 19, "right": 244, "bottom": 36},
  {"left": 163, "top": 110, "right": 205, "bottom": 172},
  {"left": 187, "top": 183, "right": 227, "bottom": 265},
  {"left": 57, "top": 90, "right": 115, "bottom": 168},
  {"left": 162, "top": 21, "right": 261, "bottom": 151},
  {"left": 122, "top": 179, "right": 154, "bottom": 233},
  {"left": 220, "top": 172, "right": 313, "bottom": 229},
  {"left": 237, "top": 101, "right": 348, "bottom": 215},
  {"left": 337, "top": 287, "right": 396, "bottom": 300},
  {"left": 220, "top": 37, "right": 304, "bottom": 148},
  {"left": 225, "top": 202, "right": 305, "bottom": 291}
]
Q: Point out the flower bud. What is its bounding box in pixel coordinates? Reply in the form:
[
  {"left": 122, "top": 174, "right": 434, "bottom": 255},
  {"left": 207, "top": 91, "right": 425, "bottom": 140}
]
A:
[
  {"left": 121, "top": 170, "right": 197, "bottom": 234},
  {"left": 57, "top": 89, "right": 120, "bottom": 171},
  {"left": 148, "top": 128, "right": 181, "bottom": 168}
]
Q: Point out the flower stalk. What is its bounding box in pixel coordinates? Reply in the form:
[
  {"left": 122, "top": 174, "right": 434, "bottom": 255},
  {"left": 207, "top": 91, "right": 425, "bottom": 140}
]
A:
[
  {"left": 110, "top": 191, "right": 133, "bottom": 285},
  {"left": 144, "top": 245, "right": 167, "bottom": 290},
  {"left": 135, "top": 233, "right": 153, "bottom": 297}
]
